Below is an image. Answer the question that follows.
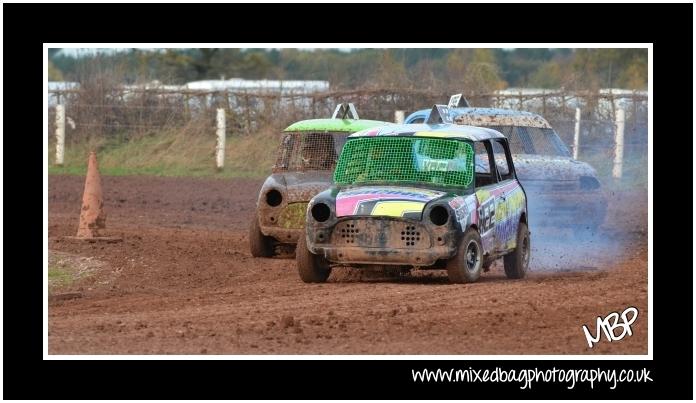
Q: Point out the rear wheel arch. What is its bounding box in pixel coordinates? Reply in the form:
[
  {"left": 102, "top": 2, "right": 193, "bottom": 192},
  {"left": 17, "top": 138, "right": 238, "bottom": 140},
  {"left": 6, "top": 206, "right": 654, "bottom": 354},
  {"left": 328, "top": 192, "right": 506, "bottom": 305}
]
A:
[
  {"left": 249, "top": 213, "right": 274, "bottom": 257},
  {"left": 503, "top": 221, "right": 530, "bottom": 279}
]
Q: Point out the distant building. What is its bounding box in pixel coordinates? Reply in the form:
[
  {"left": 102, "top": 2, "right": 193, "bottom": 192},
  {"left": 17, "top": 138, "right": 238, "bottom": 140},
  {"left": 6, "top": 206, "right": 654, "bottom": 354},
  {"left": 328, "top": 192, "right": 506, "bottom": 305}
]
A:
[
  {"left": 47, "top": 81, "right": 80, "bottom": 106},
  {"left": 491, "top": 88, "right": 648, "bottom": 140},
  {"left": 185, "top": 78, "right": 330, "bottom": 94},
  {"left": 493, "top": 88, "right": 648, "bottom": 110},
  {"left": 183, "top": 79, "right": 330, "bottom": 112},
  {"left": 47, "top": 78, "right": 331, "bottom": 107}
]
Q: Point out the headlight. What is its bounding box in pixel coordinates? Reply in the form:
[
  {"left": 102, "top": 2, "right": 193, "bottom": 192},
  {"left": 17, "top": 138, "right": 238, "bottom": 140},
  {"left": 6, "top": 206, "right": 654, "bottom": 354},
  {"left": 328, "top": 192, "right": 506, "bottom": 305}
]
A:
[
  {"left": 265, "top": 189, "right": 283, "bottom": 206},
  {"left": 311, "top": 203, "right": 331, "bottom": 222},
  {"left": 429, "top": 205, "right": 450, "bottom": 226},
  {"left": 579, "top": 176, "right": 600, "bottom": 190}
]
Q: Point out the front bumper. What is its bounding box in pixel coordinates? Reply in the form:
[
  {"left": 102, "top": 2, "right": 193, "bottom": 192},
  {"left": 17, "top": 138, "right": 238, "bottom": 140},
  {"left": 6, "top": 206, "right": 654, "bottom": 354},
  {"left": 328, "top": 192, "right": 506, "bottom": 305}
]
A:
[
  {"left": 313, "top": 245, "right": 456, "bottom": 266},
  {"left": 260, "top": 225, "right": 303, "bottom": 243},
  {"left": 308, "top": 217, "right": 456, "bottom": 266}
]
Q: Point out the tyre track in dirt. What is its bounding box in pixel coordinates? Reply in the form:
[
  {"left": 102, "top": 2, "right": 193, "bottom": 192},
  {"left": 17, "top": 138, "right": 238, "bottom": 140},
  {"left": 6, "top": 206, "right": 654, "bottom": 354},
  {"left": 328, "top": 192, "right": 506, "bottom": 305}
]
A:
[{"left": 48, "top": 175, "right": 648, "bottom": 354}]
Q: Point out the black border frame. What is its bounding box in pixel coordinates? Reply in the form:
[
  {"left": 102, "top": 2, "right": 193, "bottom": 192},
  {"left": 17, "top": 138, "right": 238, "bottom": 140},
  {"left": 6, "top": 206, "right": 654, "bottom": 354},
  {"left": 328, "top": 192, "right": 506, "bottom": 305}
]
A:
[{"left": 3, "top": 2, "right": 692, "bottom": 400}]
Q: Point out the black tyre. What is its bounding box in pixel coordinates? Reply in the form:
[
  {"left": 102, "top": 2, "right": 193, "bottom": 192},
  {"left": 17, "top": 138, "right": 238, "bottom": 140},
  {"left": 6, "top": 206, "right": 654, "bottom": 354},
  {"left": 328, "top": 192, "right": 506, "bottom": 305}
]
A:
[
  {"left": 249, "top": 214, "right": 274, "bottom": 257},
  {"left": 504, "top": 222, "right": 530, "bottom": 279},
  {"left": 447, "top": 228, "right": 483, "bottom": 284},
  {"left": 296, "top": 234, "right": 331, "bottom": 283}
]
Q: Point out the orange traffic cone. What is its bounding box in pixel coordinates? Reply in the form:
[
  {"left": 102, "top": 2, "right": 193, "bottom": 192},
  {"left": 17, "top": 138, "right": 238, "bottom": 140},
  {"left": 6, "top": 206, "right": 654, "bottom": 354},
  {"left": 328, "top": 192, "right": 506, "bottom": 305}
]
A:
[{"left": 67, "top": 152, "right": 121, "bottom": 242}]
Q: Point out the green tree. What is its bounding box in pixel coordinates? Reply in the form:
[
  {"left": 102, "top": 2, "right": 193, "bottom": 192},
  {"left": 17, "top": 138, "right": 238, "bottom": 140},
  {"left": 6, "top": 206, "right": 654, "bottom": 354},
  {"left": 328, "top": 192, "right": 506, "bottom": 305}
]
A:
[
  {"left": 373, "top": 50, "right": 409, "bottom": 88},
  {"left": 446, "top": 48, "right": 506, "bottom": 94},
  {"left": 48, "top": 60, "right": 64, "bottom": 81},
  {"left": 45, "top": 47, "right": 647, "bottom": 90},
  {"left": 616, "top": 51, "right": 648, "bottom": 89}
]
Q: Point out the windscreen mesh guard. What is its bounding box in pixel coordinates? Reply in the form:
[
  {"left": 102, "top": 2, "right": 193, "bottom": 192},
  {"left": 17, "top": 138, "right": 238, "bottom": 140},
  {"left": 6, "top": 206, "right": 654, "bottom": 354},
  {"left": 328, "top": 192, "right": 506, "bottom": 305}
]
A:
[
  {"left": 273, "top": 132, "right": 346, "bottom": 172},
  {"left": 333, "top": 136, "right": 474, "bottom": 187}
]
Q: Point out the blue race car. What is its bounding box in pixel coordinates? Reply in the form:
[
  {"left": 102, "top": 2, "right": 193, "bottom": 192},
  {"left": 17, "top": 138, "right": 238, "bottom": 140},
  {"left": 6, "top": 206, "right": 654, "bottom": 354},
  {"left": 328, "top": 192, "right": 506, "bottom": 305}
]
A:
[{"left": 404, "top": 95, "right": 607, "bottom": 234}]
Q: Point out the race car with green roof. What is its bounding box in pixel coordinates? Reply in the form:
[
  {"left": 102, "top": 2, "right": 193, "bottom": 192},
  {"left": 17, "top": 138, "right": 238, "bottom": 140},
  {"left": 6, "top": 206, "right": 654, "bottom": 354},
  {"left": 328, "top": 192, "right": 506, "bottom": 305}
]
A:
[
  {"left": 297, "top": 112, "right": 531, "bottom": 284},
  {"left": 405, "top": 95, "right": 607, "bottom": 234},
  {"left": 249, "top": 103, "right": 391, "bottom": 257}
]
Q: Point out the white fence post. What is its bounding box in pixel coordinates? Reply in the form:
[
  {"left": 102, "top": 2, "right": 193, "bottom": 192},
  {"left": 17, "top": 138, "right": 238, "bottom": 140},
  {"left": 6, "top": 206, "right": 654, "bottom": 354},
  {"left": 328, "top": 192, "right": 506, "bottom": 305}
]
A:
[
  {"left": 573, "top": 107, "right": 581, "bottom": 160},
  {"left": 55, "top": 104, "right": 65, "bottom": 166},
  {"left": 216, "top": 108, "right": 226, "bottom": 171},
  {"left": 394, "top": 110, "right": 404, "bottom": 124},
  {"left": 612, "top": 107, "right": 625, "bottom": 179}
]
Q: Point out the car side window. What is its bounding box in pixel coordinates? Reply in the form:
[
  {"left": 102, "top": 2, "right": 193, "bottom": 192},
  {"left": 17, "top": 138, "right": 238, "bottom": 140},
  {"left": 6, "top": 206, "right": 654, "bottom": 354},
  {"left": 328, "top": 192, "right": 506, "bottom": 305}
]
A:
[
  {"left": 275, "top": 133, "right": 295, "bottom": 169},
  {"left": 474, "top": 140, "right": 496, "bottom": 188},
  {"left": 513, "top": 126, "right": 536, "bottom": 154},
  {"left": 542, "top": 128, "right": 572, "bottom": 157},
  {"left": 490, "top": 139, "right": 512, "bottom": 181}
]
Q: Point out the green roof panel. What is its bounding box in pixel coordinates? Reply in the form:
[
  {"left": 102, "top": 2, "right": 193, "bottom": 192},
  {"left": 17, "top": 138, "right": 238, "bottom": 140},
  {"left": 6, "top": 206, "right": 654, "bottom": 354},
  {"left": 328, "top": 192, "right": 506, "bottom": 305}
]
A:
[{"left": 284, "top": 119, "right": 389, "bottom": 133}]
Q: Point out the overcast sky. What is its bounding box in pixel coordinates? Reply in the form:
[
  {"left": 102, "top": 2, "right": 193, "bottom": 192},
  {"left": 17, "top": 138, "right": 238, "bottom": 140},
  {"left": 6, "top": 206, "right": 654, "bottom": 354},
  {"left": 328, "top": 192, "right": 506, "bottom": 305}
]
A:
[
  {"left": 55, "top": 48, "right": 522, "bottom": 58},
  {"left": 56, "top": 48, "right": 359, "bottom": 57}
]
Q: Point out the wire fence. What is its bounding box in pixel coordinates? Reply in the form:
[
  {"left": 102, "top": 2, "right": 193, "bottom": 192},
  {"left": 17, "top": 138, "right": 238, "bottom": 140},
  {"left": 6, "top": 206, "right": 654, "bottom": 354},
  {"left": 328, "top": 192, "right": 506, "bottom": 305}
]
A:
[{"left": 47, "top": 87, "right": 648, "bottom": 181}]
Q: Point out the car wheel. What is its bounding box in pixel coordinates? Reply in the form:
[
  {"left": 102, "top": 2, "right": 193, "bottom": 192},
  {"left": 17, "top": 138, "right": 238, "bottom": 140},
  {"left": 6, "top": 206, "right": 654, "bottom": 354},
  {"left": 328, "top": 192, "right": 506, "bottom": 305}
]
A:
[
  {"left": 446, "top": 228, "right": 483, "bottom": 284},
  {"left": 504, "top": 222, "right": 530, "bottom": 279},
  {"left": 249, "top": 214, "right": 274, "bottom": 257},
  {"left": 296, "top": 234, "right": 331, "bottom": 283}
]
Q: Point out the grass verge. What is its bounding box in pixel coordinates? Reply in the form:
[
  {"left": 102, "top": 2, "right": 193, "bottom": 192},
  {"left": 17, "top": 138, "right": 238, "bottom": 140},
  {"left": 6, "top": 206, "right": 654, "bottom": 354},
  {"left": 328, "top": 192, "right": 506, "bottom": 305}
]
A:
[
  {"left": 48, "top": 266, "right": 74, "bottom": 289},
  {"left": 48, "top": 125, "right": 278, "bottom": 179}
]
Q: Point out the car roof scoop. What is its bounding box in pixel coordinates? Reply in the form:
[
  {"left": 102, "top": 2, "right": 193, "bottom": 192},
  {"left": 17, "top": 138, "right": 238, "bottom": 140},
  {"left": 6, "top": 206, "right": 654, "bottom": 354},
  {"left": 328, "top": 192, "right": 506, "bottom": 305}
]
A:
[
  {"left": 332, "top": 103, "right": 360, "bottom": 120},
  {"left": 426, "top": 104, "right": 453, "bottom": 124},
  {"left": 448, "top": 93, "right": 471, "bottom": 108}
]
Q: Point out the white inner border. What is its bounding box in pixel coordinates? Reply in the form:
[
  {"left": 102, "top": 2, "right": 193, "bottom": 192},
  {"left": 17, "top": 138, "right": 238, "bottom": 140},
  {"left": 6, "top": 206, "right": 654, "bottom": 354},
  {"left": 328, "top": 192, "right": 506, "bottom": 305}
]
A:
[{"left": 43, "top": 43, "right": 653, "bottom": 360}]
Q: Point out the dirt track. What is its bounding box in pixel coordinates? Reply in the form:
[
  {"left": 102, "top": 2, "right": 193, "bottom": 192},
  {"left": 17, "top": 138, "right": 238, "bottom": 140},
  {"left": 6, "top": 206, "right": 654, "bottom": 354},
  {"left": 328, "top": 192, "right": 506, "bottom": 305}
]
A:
[{"left": 48, "top": 175, "right": 648, "bottom": 354}]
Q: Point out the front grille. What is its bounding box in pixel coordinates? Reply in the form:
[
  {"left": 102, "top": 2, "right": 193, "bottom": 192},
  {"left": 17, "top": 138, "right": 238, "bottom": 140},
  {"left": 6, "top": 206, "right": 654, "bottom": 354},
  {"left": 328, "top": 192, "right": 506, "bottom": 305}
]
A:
[
  {"left": 400, "top": 225, "right": 421, "bottom": 247},
  {"left": 275, "top": 202, "right": 308, "bottom": 229},
  {"left": 331, "top": 219, "right": 430, "bottom": 248},
  {"left": 337, "top": 222, "right": 359, "bottom": 244}
]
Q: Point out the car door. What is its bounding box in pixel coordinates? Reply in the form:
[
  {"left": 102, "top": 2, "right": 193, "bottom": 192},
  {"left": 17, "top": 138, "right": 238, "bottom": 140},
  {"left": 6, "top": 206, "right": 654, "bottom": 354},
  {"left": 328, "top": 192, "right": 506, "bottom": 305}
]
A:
[
  {"left": 490, "top": 138, "right": 521, "bottom": 252},
  {"left": 473, "top": 140, "right": 502, "bottom": 255}
]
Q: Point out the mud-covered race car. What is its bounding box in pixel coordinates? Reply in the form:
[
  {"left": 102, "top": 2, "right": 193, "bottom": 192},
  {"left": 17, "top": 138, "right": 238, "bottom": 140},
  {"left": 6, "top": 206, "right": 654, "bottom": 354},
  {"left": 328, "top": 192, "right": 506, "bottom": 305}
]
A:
[
  {"left": 249, "top": 103, "right": 391, "bottom": 257},
  {"left": 297, "top": 114, "right": 531, "bottom": 284},
  {"left": 405, "top": 95, "right": 607, "bottom": 234}
]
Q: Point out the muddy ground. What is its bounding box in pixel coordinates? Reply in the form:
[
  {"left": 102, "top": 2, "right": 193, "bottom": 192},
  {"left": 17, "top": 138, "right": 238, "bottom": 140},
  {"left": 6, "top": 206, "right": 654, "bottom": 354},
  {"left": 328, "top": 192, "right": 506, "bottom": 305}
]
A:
[{"left": 48, "top": 175, "right": 648, "bottom": 354}]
